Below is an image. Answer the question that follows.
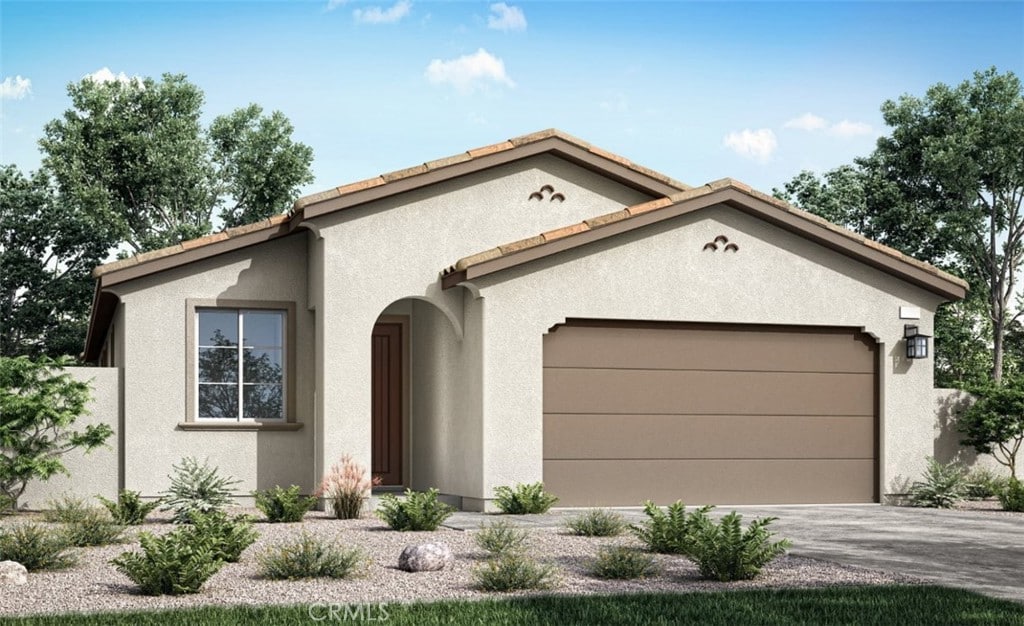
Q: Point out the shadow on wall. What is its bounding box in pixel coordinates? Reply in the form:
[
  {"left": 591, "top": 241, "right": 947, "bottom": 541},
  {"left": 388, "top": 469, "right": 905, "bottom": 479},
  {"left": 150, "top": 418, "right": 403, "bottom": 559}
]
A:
[{"left": 934, "top": 388, "right": 978, "bottom": 465}]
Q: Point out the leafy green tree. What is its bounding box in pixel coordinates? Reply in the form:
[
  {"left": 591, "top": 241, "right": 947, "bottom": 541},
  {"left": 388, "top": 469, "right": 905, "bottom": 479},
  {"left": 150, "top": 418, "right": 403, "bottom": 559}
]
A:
[
  {"left": 40, "top": 73, "right": 314, "bottom": 254},
  {"left": 0, "top": 356, "right": 113, "bottom": 511},
  {"left": 0, "top": 166, "right": 111, "bottom": 358},
  {"left": 959, "top": 377, "right": 1024, "bottom": 478}
]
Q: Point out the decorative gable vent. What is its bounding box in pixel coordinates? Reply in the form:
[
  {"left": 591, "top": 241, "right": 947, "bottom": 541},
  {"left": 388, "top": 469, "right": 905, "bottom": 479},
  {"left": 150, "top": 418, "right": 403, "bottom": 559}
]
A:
[
  {"left": 528, "top": 184, "right": 566, "bottom": 202},
  {"left": 702, "top": 235, "right": 739, "bottom": 252}
]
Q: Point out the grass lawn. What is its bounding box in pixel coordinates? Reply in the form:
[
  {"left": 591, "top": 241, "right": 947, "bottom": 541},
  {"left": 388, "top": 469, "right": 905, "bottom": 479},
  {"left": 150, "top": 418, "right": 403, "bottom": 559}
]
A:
[{"left": 2, "top": 586, "right": 1022, "bottom": 626}]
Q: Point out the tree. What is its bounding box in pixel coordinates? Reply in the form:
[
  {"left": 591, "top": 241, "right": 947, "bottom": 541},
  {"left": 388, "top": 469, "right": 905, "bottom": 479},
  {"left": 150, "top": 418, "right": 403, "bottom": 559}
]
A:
[
  {"left": 0, "top": 356, "right": 113, "bottom": 511},
  {"left": 40, "top": 73, "right": 314, "bottom": 254},
  {"left": 959, "top": 376, "right": 1024, "bottom": 478},
  {"left": 775, "top": 68, "right": 1024, "bottom": 383},
  {"left": 0, "top": 166, "right": 112, "bottom": 358}
]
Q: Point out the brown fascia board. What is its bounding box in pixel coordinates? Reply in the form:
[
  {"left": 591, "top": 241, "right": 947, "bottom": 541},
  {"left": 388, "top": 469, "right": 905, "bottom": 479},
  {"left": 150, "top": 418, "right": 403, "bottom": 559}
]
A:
[
  {"left": 82, "top": 286, "right": 120, "bottom": 362},
  {"left": 442, "top": 186, "right": 968, "bottom": 301},
  {"left": 295, "top": 137, "right": 689, "bottom": 220}
]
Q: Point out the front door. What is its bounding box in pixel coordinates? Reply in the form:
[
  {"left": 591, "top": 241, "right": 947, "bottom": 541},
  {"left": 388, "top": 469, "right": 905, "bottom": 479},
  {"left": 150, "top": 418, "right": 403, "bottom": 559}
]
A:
[{"left": 371, "top": 322, "right": 403, "bottom": 486}]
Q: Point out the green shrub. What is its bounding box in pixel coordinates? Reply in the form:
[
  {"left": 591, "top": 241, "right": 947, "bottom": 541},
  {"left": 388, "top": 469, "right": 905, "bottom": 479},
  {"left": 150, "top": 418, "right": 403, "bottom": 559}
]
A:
[
  {"left": 254, "top": 485, "right": 317, "bottom": 523},
  {"left": 97, "top": 489, "right": 161, "bottom": 525},
  {"left": 473, "top": 552, "right": 558, "bottom": 591},
  {"left": 375, "top": 488, "right": 454, "bottom": 531},
  {"left": 687, "top": 511, "right": 791, "bottom": 582},
  {"left": 631, "top": 500, "right": 712, "bottom": 554},
  {"left": 42, "top": 494, "right": 90, "bottom": 523},
  {"left": 160, "top": 457, "right": 240, "bottom": 524},
  {"left": 475, "top": 520, "right": 529, "bottom": 555},
  {"left": 908, "top": 457, "right": 968, "bottom": 508},
  {"left": 62, "top": 507, "right": 125, "bottom": 547},
  {"left": 565, "top": 509, "right": 626, "bottom": 537},
  {"left": 259, "top": 532, "right": 366, "bottom": 580},
  {"left": 190, "top": 510, "right": 258, "bottom": 563},
  {"left": 964, "top": 467, "right": 1010, "bottom": 500},
  {"left": 111, "top": 526, "right": 224, "bottom": 595},
  {"left": 589, "top": 546, "right": 659, "bottom": 580},
  {"left": 493, "top": 482, "right": 559, "bottom": 514},
  {"left": 0, "top": 523, "right": 76, "bottom": 570},
  {"left": 319, "top": 454, "right": 376, "bottom": 520},
  {"left": 999, "top": 478, "right": 1024, "bottom": 512}
]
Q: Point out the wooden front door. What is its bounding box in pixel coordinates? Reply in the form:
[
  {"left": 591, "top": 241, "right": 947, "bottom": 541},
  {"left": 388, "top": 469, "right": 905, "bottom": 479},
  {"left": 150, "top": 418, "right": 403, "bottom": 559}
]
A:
[{"left": 371, "top": 322, "right": 403, "bottom": 486}]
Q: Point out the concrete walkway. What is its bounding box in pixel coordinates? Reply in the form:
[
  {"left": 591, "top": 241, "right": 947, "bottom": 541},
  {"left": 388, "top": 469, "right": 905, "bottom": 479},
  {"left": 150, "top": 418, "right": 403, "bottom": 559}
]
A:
[{"left": 444, "top": 505, "right": 1024, "bottom": 603}]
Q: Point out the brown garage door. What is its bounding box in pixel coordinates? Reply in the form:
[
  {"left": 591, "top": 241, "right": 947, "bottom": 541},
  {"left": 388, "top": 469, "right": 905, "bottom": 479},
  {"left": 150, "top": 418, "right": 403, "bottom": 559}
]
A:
[{"left": 543, "top": 321, "right": 878, "bottom": 506}]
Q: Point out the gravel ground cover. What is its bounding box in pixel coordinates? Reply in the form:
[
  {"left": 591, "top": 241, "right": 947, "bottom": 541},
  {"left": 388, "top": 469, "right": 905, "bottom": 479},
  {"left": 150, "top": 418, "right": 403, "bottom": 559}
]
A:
[{"left": 0, "top": 510, "right": 921, "bottom": 617}]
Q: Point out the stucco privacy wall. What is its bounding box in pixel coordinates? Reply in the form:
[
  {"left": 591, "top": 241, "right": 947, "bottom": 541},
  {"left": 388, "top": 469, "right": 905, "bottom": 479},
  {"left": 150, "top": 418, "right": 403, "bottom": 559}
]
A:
[
  {"left": 469, "top": 204, "right": 947, "bottom": 504},
  {"left": 312, "top": 154, "right": 654, "bottom": 501},
  {"left": 108, "top": 234, "right": 315, "bottom": 499},
  {"left": 933, "top": 388, "right": 1011, "bottom": 477},
  {"left": 20, "top": 367, "right": 120, "bottom": 510}
]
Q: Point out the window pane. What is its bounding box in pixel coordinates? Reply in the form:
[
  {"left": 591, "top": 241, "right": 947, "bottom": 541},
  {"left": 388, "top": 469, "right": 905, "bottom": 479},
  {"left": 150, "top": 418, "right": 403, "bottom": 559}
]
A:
[
  {"left": 243, "top": 311, "right": 283, "bottom": 347},
  {"left": 244, "top": 348, "right": 282, "bottom": 383},
  {"left": 199, "top": 384, "right": 238, "bottom": 418},
  {"left": 199, "top": 348, "right": 238, "bottom": 383},
  {"left": 244, "top": 384, "right": 282, "bottom": 419},
  {"left": 198, "top": 310, "right": 238, "bottom": 346}
]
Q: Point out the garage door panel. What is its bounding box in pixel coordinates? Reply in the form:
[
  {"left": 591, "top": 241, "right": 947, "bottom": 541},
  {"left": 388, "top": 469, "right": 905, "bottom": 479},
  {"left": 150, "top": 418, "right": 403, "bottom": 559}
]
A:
[
  {"left": 544, "top": 459, "right": 877, "bottom": 507},
  {"left": 545, "top": 325, "right": 874, "bottom": 373},
  {"left": 543, "top": 414, "right": 874, "bottom": 460},
  {"left": 544, "top": 369, "right": 874, "bottom": 416}
]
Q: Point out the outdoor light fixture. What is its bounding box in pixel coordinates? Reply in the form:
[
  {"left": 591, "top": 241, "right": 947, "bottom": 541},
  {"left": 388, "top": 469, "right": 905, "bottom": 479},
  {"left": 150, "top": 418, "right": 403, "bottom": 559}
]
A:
[{"left": 904, "top": 325, "right": 930, "bottom": 359}]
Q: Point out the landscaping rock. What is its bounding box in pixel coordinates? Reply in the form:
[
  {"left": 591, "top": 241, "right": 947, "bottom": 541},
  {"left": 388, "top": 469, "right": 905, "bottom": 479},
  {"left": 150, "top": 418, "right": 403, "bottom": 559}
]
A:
[
  {"left": 0, "top": 561, "right": 27, "bottom": 585},
  {"left": 398, "top": 543, "right": 453, "bottom": 572}
]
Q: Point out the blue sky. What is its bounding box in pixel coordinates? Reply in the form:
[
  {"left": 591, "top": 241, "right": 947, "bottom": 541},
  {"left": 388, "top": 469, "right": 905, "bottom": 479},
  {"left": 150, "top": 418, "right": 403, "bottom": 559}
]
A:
[{"left": 2, "top": 1, "right": 1022, "bottom": 196}]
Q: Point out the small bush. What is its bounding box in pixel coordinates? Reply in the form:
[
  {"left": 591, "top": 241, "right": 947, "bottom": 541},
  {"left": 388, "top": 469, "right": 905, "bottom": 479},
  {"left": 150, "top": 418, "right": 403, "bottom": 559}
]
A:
[
  {"left": 565, "top": 509, "right": 626, "bottom": 537},
  {"left": 493, "top": 482, "right": 559, "bottom": 514},
  {"left": 964, "top": 468, "right": 1010, "bottom": 500},
  {"left": 254, "top": 485, "right": 317, "bottom": 523},
  {"left": 376, "top": 488, "right": 454, "bottom": 531},
  {"left": 688, "top": 511, "right": 791, "bottom": 582},
  {"left": 590, "top": 546, "right": 659, "bottom": 580},
  {"left": 160, "top": 456, "right": 240, "bottom": 524},
  {"left": 259, "top": 532, "right": 366, "bottom": 580},
  {"left": 319, "top": 455, "right": 377, "bottom": 520},
  {"left": 62, "top": 507, "right": 125, "bottom": 547},
  {"left": 190, "top": 510, "right": 258, "bottom": 563},
  {"left": 0, "top": 524, "right": 76, "bottom": 571},
  {"left": 475, "top": 520, "right": 529, "bottom": 555},
  {"left": 473, "top": 552, "right": 558, "bottom": 591},
  {"left": 631, "top": 500, "right": 712, "bottom": 554},
  {"left": 111, "top": 527, "right": 224, "bottom": 595},
  {"left": 1000, "top": 478, "right": 1024, "bottom": 512},
  {"left": 908, "top": 457, "right": 968, "bottom": 508},
  {"left": 97, "top": 489, "right": 161, "bottom": 525},
  {"left": 42, "top": 494, "right": 91, "bottom": 524}
]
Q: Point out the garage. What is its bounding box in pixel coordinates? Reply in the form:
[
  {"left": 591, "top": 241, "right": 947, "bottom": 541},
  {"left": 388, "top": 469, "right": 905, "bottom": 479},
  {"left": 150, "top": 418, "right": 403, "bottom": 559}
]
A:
[{"left": 543, "top": 320, "right": 878, "bottom": 506}]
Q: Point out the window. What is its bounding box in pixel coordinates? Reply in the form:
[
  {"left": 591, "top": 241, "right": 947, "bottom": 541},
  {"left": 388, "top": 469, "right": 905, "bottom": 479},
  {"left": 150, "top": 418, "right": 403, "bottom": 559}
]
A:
[{"left": 196, "top": 308, "right": 285, "bottom": 420}]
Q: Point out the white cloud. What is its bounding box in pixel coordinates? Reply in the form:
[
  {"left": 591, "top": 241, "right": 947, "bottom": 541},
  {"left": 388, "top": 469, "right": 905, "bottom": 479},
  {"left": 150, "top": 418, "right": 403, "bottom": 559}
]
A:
[
  {"left": 829, "top": 119, "right": 874, "bottom": 137},
  {"left": 599, "top": 92, "right": 628, "bottom": 113},
  {"left": 325, "top": 0, "right": 347, "bottom": 10},
  {"left": 0, "top": 75, "right": 32, "bottom": 100},
  {"left": 783, "top": 112, "right": 827, "bottom": 131},
  {"left": 723, "top": 128, "right": 777, "bottom": 162},
  {"left": 353, "top": 0, "right": 411, "bottom": 24},
  {"left": 84, "top": 67, "right": 143, "bottom": 86},
  {"left": 488, "top": 3, "right": 526, "bottom": 31},
  {"left": 425, "top": 48, "right": 514, "bottom": 93}
]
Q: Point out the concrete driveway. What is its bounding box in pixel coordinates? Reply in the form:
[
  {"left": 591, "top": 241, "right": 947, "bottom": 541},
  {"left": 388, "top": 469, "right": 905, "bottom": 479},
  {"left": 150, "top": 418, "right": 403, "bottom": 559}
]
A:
[{"left": 445, "top": 505, "right": 1024, "bottom": 603}]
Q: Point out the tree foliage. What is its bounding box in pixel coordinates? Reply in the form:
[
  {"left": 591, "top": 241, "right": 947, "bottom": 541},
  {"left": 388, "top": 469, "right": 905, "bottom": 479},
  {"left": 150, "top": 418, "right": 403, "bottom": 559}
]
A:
[
  {"left": 959, "top": 377, "right": 1024, "bottom": 478},
  {"left": 0, "top": 166, "right": 111, "bottom": 358},
  {"left": 0, "top": 356, "right": 113, "bottom": 511}
]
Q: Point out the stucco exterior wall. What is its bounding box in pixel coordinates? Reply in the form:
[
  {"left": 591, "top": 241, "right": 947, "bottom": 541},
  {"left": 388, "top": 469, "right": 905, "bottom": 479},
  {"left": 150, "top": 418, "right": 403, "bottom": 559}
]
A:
[
  {"left": 470, "top": 204, "right": 947, "bottom": 505},
  {"left": 109, "top": 233, "right": 316, "bottom": 500},
  {"left": 20, "top": 367, "right": 121, "bottom": 510},
  {"left": 933, "top": 388, "right": 1011, "bottom": 477}
]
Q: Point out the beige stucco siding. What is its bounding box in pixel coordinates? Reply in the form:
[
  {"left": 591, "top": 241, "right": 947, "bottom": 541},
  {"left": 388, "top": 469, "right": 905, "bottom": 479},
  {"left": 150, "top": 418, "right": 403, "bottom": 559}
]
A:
[
  {"left": 109, "top": 233, "right": 315, "bottom": 499},
  {"left": 469, "top": 204, "right": 946, "bottom": 505}
]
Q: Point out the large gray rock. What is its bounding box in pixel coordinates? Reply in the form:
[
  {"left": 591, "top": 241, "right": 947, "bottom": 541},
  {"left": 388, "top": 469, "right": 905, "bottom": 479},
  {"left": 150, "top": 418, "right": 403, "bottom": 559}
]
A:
[
  {"left": 0, "top": 561, "right": 27, "bottom": 585},
  {"left": 398, "top": 543, "right": 453, "bottom": 572}
]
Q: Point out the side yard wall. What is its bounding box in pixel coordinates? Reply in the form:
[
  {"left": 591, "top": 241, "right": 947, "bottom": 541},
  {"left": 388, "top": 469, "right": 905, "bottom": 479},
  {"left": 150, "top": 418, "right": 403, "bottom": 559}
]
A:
[
  {"left": 19, "top": 367, "right": 121, "bottom": 510},
  {"left": 934, "top": 388, "right": 1010, "bottom": 476}
]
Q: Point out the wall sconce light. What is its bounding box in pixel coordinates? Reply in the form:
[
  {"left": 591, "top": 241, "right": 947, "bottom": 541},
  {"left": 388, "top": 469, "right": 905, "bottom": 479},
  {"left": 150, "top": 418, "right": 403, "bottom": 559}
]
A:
[{"left": 904, "top": 325, "right": 930, "bottom": 359}]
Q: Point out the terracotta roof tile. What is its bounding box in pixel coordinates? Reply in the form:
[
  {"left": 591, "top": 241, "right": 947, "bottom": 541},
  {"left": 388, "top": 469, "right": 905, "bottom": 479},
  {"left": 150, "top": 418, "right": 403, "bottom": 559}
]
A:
[
  {"left": 542, "top": 222, "right": 589, "bottom": 242},
  {"left": 626, "top": 196, "right": 673, "bottom": 216},
  {"left": 337, "top": 176, "right": 387, "bottom": 195},
  {"left": 499, "top": 235, "right": 546, "bottom": 256},
  {"left": 585, "top": 209, "right": 630, "bottom": 230},
  {"left": 454, "top": 247, "right": 503, "bottom": 272},
  {"left": 181, "top": 232, "right": 229, "bottom": 250},
  {"left": 382, "top": 164, "right": 429, "bottom": 183},
  {"left": 424, "top": 152, "right": 474, "bottom": 171},
  {"left": 509, "top": 129, "right": 563, "bottom": 146},
  {"left": 466, "top": 140, "right": 515, "bottom": 158}
]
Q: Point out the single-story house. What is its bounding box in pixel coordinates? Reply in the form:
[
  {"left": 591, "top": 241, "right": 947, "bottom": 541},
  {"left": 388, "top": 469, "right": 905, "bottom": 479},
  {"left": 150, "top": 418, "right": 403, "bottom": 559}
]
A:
[{"left": 69, "top": 129, "right": 967, "bottom": 510}]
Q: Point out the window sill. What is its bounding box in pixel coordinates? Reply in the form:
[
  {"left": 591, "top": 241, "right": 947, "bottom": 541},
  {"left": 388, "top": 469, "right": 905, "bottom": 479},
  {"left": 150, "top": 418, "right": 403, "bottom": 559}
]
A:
[{"left": 177, "top": 422, "right": 304, "bottom": 432}]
